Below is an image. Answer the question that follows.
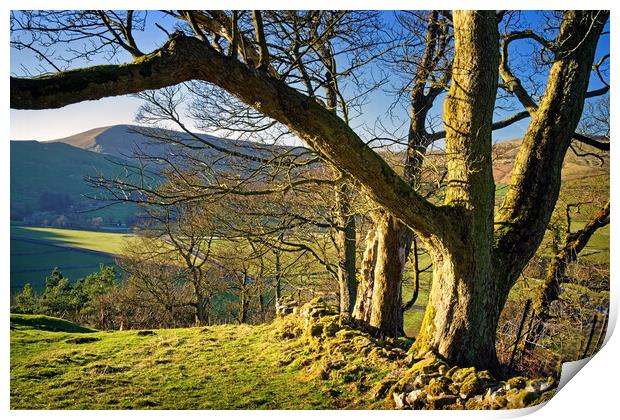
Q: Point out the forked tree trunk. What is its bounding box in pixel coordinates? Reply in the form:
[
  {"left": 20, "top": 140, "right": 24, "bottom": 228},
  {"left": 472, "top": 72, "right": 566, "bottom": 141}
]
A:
[
  {"left": 352, "top": 11, "right": 448, "bottom": 335},
  {"left": 411, "top": 11, "right": 500, "bottom": 369},
  {"left": 412, "top": 10, "right": 606, "bottom": 370}
]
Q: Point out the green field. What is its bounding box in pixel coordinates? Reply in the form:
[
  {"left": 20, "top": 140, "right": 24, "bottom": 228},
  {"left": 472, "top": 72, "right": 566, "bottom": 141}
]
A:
[
  {"left": 10, "top": 314, "right": 336, "bottom": 409},
  {"left": 10, "top": 226, "right": 133, "bottom": 295}
]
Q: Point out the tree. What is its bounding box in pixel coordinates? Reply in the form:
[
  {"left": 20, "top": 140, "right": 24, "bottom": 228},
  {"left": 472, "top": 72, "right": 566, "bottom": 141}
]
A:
[
  {"left": 525, "top": 201, "right": 609, "bottom": 351},
  {"left": 39, "top": 268, "right": 77, "bottom": 317},
  {"left": 13, "top": 283, "right": 37, "bottom": 314},
  {"left": 11, "top": 10, "right": 609, "bottom": 370},
  {"left": 117, "top": 238, "right": 195, "bottom": 328},
  {"left": 137, "top": 199, "right": 221, "bottom": 326},
  {"left": 353, "top": 11, "right": 453, "bottom": 336},
  {"left": 73, "top": 264, "right": 118, "bottom": 328}
]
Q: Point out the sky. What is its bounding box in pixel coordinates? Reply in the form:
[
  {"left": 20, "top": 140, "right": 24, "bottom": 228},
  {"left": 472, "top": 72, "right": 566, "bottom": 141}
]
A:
[{"left": 9, "top": 11, "right": 610, "bottom": 143}]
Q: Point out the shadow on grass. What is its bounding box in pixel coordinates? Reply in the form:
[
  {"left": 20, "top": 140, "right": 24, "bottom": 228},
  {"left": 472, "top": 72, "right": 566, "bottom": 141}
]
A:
[{"left": 10, "top": 314, "right": 95, "bottom": 333}]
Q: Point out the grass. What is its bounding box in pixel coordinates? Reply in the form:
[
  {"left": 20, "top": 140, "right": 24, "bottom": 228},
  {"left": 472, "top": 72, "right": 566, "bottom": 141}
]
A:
[
  {"left": 11, "top": 225, "right": 133, "bottom": 255},
  {"left": 10, "top": 314, "right": 339, "bottom": 409},
  {"left": 10, "top": 226, "right": 132, "bottom": 294},
  {"left": 10, "top": 240, "right": 117, "bottom": 294}
]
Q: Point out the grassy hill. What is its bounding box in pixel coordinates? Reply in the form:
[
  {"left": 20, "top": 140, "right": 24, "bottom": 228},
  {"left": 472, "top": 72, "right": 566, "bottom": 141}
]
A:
[
  {"left": 10, "top": 226, "right": 133, "bottom": 294},
  {"left": 10, "top": 310, "right": 555, "bottom": 410},
  {"left": 10, "top": 314, "right": 349, "bottom": 409},
  {"left": 10, "top": 140, "right": 138, "bottom": 224}
]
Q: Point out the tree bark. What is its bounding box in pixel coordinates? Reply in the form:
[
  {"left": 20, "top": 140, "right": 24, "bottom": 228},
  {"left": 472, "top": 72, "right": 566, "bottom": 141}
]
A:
[
  {"left": 411, "top": 10, "right": 500, "bottom": 369},
  {"left": 335, "top": 182, "right": 357, "bottom": 316},
  {"left": 352, "top": 223, "right": 378, "bottom": 322},
  {"left": 368, "top": 212, "right": 412, "bottom": 336}
]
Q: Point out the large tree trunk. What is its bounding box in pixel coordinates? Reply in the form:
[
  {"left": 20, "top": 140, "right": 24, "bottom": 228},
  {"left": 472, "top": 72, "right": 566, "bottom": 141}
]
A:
[
  {"left": 413, "top": 242, "right": 499, "bottom": 367},
  {"left": 411, "top": 10, "right": 500, "bottom": 369},
  {"left": 368, "top": 212, "right": 412, "bottom": 336}
]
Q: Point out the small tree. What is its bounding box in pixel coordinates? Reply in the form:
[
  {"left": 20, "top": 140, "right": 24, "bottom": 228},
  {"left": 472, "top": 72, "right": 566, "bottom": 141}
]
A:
[
  {"left": 13, "top": 283, "right": 38, "bottom": 314},
  {"left": 74, "top": 265, "right": 118, "bottom": 328},
  {"left": 39, "top": 268, "right": 77, "bottom": 317}
]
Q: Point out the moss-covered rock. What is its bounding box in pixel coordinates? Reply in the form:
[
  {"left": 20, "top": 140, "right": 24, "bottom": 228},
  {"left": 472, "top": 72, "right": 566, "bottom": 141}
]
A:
[
  {"left": 405, "top": 389, "right": 427, "bottom": 408},
  {"left": 371, "top": 378, "right": 398, "bottom": 400},
  {"left": 408, "top": 357, "right": 445, "bottom": 376},
  {"left": 451, "top": 367, "right": 476, "bottom": 383},
  {"left": 527, "top": 377, "right": 555, "bottom": 393},
  {"left": 323, "top": 321, "right": 341, "bottom": 337},
  {"left": 464, "top": 395, "right": 484, "bottom": 410},
  {"left": 334, "top": 329, "right": 357, "bottom": 340},
  {"left": 506, "top": 376, "right": 527, "bottom": 390},
  {"left": 429, "top": 394, "right": 459, "bottom": 409},
  {"left": 427, "top": 377, "right": 452, "bottom": 397},
  {"left": 445, "top": 366, "right": 459, "bottom": 379},
  {"left": 459, "top": 373, "right": 485, "bottom": 397},
  {"left": 273, "top": 298, "right": 558, "bottom": 411},
  {"left": 508, "top": 389, "right": 540, "bottom": 407}
]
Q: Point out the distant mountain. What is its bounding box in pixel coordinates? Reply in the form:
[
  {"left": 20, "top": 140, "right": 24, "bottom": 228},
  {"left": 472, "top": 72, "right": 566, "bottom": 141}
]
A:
[
  {"left": 10, "top": 140, "right": 138, "bottom": 228},
  {"left": 51, "top": 124, "right": 288, "bottom": 163},
  {"left": 11, "top": 125, "right": 301, "bottom": 229}
]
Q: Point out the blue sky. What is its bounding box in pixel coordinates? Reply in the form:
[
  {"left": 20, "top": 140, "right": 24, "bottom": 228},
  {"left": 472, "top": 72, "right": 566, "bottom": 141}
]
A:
[{"left": 10, "top": 11, "right": 610, "bottom": 144}]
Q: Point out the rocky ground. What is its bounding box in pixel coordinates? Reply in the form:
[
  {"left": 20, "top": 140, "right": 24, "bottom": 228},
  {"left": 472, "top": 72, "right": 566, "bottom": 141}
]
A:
[{"left": 274, "top": 296, "right": 558, "bottom": 410}]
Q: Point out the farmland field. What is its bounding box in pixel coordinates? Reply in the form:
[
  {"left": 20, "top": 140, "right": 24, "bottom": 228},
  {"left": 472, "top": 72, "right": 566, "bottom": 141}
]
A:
[{"left": 10, "top": 225, "right": 133, "bottom": 295}]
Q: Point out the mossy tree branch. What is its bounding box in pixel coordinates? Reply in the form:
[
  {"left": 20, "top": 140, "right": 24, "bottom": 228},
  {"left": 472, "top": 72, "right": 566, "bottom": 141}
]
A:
[{"left": 494, "top": 10, "right": 609, "bottom": 299}]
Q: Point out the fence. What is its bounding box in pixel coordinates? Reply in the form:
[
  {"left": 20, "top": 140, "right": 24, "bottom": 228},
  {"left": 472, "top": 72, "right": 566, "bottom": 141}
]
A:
[{"left": 496, "top": 298, "right": 609, "bottom": 376}]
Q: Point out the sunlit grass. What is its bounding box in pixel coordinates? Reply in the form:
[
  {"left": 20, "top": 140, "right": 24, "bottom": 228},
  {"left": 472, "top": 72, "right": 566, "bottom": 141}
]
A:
[
  {"left": 10, "top": 314, "right": 333, "bottom": 409},
  {"left": 11, "top": 225, "right": 133, "bottom": 255}
]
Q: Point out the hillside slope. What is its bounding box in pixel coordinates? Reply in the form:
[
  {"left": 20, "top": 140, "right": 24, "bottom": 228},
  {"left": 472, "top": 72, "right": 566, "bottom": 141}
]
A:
[
  {"left": 11, "top": 124, "right": 302, "bottom": 226},
  {"left": 11, "top": 305, "right": 555, "bottom": 410},
  {"left": 10, "top": 314, "right": 343, "bottom": 409},
  {"left": 10, "top": 140, "right": 138, "bottom": 224},
  {"left": 491, "top": 138, "right": 609, "bottom": 185},
  {"left": 51, "top": 124, "right": 289, "bottom": 162}
]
